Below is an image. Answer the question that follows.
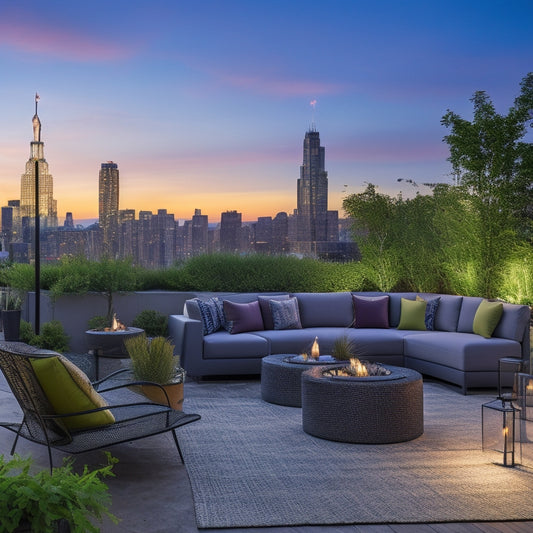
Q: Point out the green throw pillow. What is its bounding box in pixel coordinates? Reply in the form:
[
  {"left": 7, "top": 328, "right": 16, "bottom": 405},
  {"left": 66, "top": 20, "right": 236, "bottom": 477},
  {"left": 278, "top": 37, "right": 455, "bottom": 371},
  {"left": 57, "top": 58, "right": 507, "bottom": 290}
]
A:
[
  {"left": 473, "top": 299, "right": 503, "bottom": 339},
  {"left": 397, "top": 298, "right": 427, "bottom": 330},
  {"left": 31, "top": 355, "right": 115, "bottom": 431}
]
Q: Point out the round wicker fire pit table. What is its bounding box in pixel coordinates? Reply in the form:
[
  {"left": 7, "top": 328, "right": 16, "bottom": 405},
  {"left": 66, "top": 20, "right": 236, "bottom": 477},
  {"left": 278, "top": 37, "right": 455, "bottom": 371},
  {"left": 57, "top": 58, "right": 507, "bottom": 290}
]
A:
[
  {"left": 301, "top": 365, "right": 423, "bottom": 444},
  {"left": 261, "top": 354, "right": 343, "bottom": 407}
]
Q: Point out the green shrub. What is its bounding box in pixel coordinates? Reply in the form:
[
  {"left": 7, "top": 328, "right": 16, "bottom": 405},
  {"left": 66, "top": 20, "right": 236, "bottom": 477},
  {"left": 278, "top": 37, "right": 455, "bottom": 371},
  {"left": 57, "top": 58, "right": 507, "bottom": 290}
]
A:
[
  {"left": 19, "top": 320, "right": 36, "bottom": 345},
  {"left": 32, "top": 320, "right": 70, "bottom": 353},
  {"left": 132, "top": 309, "right": 168, "bottom": 337},
  {"left": 87, "top": 315, "right": 109, "bottom": 330}
]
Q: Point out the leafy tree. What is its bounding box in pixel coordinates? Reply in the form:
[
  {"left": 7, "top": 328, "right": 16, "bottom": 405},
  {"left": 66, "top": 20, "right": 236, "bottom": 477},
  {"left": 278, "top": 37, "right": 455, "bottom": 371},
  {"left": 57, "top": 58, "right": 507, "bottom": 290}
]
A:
[{"left": 441, "top": 72, "right": 533, "bottom": 296}]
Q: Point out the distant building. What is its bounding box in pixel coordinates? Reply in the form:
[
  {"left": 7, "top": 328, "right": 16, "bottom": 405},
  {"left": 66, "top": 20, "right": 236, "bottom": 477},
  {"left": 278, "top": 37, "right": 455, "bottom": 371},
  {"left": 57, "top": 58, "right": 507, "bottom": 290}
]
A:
[
  {"left": 220, "top": 210, "right": 242, "bottom": 253},
  {"left": 98, "top": 161, "right": 119, "bottom": 256},
  {"left": 191, "top": 209, "right": 208, "bottom": 256},
  {"left": 289, "top": 127, "right": 344, "bottom": 258},
  {"left": 19, "top": 94, "right": 58, "bottom": 232}
]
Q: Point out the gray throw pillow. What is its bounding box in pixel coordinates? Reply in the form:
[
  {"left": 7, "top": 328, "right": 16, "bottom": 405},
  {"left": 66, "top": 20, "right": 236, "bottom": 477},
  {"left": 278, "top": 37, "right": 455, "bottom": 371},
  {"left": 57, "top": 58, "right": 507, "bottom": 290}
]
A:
[{"left": 270, "top": 297, "right": 302, "bottom": 330}]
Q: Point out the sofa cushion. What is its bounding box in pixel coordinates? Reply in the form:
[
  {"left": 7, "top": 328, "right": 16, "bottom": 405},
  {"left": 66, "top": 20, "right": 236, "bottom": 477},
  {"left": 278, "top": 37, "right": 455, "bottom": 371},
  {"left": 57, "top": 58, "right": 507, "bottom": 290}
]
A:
[
  {"left": 223, "top": 300, "right": 264, "bottom": 334},
  {"left": 473, "top": 300, "right": 503, "bottom": 339},
  {"left": 493, "top": 303, "right": 532, "bottom": 342},
  {"left": 293, "top": 292, "right": 354, "bottom": 328},
  {"left": 258, "top": 295, "right": 290, "bottom": 330},
  {"left": 397, "top": 298, "right": 427, "bottom": 330},
  {"left": 457, "top": 297, "right": 484, "bottom": 333},
  {"left": 271, "top": 297, "right": 302, "bottom": 330},
  {"left": 352, "top": 295, "right": 389, "bottom": 328},
  {"left": 433, "top": 294, "right": 463, "bottom": 332},
  {"left": 203, "top": 330, "right": 269, "bottom": 359},
  {"left": 404, "top": 332, "right": 521, "bottom": 371}
]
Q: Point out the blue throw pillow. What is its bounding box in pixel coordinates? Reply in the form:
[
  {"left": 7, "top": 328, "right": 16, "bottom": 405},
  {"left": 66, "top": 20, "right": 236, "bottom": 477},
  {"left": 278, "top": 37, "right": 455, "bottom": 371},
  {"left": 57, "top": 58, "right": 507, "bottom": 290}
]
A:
[
  {"left": 270, "top": 297, "right": 302, "bottom": 330},
  {"left": 417, "top": 295, "right": 440, "bottom": 331},
  {"left": 195, "top": 298, "right": 222, "bottom": 335}
]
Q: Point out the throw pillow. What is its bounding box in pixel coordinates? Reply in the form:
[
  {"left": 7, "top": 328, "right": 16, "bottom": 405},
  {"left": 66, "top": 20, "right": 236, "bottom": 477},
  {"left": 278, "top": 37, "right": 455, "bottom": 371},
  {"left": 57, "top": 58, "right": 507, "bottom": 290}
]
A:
[
  {"left": 352, "top": 295, "right": 389, "bottom": 328},
  {"left": 195, "top": 297, "right": 222, "bottom": 335},
  {"left": 258, "top": 295, "right": 290, "bottom": 329},
  {"left": 416, "top": 295, "right": 441, "bottom": 331},
  {"left": 30, "top": 355, "right": 115, "bottom": 431},
  {"left": 473, "top": 299, "right": 504, "bottom": 338},
  {"left": 270, "top": 297, "right": 302, "bottom": 330},
  {"left": 397, "top": 298, "right": 427, "bottom": 330},
  {"left": 223, "top": 300, "right": 264, "bottom": 334}
]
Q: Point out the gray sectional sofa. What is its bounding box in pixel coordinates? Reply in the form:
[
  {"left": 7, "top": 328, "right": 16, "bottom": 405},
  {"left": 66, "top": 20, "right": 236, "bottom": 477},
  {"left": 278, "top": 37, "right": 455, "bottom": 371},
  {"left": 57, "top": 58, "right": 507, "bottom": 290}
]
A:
[{"left": 168, "top": 291, "right": 531, "bottom": 393}]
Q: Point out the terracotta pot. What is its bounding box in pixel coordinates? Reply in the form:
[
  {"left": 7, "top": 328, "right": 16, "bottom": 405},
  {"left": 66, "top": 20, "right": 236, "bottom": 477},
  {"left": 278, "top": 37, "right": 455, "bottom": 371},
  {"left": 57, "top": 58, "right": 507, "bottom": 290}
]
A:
[{"left": 139, "top": 382, "right": 184, "bottom": 410}]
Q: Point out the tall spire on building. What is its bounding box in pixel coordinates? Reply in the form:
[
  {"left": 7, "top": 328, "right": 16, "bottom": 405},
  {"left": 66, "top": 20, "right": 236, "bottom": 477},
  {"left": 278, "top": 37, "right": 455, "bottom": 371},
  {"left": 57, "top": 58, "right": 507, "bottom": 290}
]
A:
[{"left": 20, "top": 94, "right": 58, "bottom": 228}]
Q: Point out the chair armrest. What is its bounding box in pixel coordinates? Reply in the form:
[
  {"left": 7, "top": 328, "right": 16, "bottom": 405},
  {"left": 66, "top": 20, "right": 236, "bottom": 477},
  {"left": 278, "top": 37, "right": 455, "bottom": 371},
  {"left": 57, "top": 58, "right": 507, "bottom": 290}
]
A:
[{"left": 168, "top": 315, "right": 203, "bottom": 374}]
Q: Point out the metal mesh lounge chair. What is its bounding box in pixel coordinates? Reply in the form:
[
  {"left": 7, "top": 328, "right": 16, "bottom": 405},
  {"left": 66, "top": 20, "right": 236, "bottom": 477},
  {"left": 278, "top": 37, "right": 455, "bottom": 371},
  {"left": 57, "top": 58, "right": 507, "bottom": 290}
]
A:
[{"left": 0, "top": 342, "right": 200, "bottom": 471}]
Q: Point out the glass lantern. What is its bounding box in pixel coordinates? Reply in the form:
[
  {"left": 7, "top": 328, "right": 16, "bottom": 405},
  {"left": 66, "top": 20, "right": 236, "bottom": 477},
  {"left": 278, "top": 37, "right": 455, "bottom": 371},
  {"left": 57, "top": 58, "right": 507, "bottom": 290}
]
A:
[{"left": 482, "top": 399, "right": 516, "bottom": 467}]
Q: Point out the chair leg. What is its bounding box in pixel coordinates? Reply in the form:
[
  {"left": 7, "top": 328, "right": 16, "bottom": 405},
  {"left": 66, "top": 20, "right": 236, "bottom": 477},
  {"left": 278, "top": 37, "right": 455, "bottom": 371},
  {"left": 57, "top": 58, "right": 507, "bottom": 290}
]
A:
[{"left": 172, "top": 430, "right": 185, "bottom": 463}]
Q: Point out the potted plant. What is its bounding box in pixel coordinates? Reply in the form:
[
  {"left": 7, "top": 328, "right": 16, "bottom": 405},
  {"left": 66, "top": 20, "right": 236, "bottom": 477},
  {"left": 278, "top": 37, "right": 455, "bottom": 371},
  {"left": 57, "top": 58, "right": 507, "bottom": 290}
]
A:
[
  {"left": 124, "top": 333, "right": 185, "bottom": 410},
  {"left": 2, "top": 288, "right": 22, "bottom": 341},
  {"left": 0, "top": 452, "right": 118, "bottom": 532},
  {"left": 331, "top": 335, "right": 357, "bottom": 361}
]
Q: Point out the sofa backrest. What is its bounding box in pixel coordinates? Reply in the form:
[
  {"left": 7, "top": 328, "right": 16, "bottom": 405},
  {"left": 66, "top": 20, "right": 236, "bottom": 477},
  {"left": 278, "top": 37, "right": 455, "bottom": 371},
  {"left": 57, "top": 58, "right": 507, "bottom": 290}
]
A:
[
  {"left": 291, "top": 292, "right": 354, "bottom": 328},
  {"left": 457, "top": 296, "right": 531, "bottom": 343}
]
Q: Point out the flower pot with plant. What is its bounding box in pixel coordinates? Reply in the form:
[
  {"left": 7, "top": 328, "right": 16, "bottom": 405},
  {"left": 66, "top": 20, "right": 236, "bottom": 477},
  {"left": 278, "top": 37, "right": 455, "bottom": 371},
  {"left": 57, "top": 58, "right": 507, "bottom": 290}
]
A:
[
  {"left": 124, "top": 333, "right": 185, "bottom": 410},
  {"left": 2, "top": 289, "right": 22, "bottom": 341}
]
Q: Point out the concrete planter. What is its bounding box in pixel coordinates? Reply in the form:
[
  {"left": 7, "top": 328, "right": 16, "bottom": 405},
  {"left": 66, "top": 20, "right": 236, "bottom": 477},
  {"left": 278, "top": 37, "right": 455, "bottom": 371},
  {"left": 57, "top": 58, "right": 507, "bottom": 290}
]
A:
[{"left": 25, "top": 291, "right": 197, "bottom": 353}]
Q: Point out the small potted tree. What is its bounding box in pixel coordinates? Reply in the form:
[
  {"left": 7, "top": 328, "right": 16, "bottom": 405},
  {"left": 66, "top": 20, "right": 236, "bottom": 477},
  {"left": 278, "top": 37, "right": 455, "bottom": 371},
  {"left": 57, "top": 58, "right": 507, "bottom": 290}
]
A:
[{"left": 124, "top": 333, "right": 185, "bottom": 410}]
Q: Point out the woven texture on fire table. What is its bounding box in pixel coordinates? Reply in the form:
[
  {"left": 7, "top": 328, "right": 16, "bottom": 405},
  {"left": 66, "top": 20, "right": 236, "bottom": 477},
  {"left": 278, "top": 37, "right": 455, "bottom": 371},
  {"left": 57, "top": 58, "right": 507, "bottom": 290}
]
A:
[
  {"left": 302, "top": 365, "right": 423, "bottom": 443},
  {"left": 261, "top": 353, "right": 342, "bottom": 407}
]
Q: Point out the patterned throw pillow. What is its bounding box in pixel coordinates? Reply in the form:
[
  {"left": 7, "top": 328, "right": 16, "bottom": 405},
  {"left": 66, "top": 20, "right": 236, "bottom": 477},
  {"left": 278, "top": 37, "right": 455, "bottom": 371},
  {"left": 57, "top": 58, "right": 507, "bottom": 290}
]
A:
[
  {"left": 195, "top": 298, "right": 222, "bottom": 335},
  {"left": 416, "top": 295, "right": 441, "bottom": 330},
  {"left": 270, "top": 297, "right": 302, "bottom": 330}
]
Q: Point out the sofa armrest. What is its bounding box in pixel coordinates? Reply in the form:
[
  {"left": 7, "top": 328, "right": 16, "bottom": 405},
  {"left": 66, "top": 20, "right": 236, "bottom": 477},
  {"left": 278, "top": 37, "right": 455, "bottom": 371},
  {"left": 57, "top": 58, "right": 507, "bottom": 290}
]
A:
[{"left": 168, "top": 314, "right": 203, "bottom": 373}]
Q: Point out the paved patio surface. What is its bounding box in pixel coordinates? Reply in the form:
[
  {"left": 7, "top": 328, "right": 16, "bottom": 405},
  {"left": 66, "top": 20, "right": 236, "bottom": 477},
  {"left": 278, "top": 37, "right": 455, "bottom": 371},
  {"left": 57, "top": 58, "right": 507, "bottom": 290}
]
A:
[{"left": 1, "top": 351, "right": 532, "bottom": 532}]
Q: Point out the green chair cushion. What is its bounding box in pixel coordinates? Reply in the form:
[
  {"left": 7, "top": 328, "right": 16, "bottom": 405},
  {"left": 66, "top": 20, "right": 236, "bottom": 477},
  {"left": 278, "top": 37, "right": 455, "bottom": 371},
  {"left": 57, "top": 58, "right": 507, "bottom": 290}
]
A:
[{"left": 31, "top": 355, "right": 115, "bottom": 430}]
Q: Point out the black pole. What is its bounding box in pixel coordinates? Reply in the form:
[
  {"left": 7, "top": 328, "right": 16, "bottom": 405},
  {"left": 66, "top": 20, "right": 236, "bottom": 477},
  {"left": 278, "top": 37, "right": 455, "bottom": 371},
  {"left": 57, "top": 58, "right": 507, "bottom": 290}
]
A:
[{"left": 34, "top": 159, "right": 40, "bottom": 335}]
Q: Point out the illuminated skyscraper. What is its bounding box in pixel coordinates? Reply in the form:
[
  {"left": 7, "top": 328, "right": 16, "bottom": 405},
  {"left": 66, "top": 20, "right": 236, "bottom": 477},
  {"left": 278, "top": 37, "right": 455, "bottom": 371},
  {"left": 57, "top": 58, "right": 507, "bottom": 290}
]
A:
[
  {"left": 20, "top": 94, "right": 58, "bottom": 229},
  {"left": 296, "top": 127, "right": 329, "bottom": 242},
  {"left": 99, "top": 161, "right": 119, "bottom": 255}
]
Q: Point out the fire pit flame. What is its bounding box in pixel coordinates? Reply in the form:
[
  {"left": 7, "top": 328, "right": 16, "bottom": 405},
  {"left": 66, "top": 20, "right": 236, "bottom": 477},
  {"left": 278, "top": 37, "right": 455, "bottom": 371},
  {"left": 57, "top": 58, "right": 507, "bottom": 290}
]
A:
[
  {"left": 324, "top": 359, "right": 391, "bottom": 378},
  {"left": 350, "top": 357, "right": 368, "bottom": 377},
  {"left": 104, "top": 313, "right": 127, "bottom": 332},
  {"left": 311, "top": 337, "right": 320, "bottom": 360}
]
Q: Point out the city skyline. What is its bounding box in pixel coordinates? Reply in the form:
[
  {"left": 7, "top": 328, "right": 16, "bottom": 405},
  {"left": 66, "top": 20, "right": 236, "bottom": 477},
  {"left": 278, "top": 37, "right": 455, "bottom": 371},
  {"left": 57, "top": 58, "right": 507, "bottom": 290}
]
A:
[{"left": 1, "top": 1, "right": 532, "bottom": 224}]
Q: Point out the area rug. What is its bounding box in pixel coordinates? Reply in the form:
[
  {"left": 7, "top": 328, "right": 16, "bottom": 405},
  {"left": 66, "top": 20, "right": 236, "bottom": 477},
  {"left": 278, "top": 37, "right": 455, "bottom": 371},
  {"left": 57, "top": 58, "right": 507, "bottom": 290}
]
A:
[{"left": 178, "top": 380, "right": 533, "bottom": 529}]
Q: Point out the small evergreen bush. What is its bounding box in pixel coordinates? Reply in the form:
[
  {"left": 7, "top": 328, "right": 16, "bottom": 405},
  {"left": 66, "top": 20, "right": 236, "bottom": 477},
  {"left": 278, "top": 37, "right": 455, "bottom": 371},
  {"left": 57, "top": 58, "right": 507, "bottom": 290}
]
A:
[{"left": 132, "top": 309, "right": 168, "bottom": 337}]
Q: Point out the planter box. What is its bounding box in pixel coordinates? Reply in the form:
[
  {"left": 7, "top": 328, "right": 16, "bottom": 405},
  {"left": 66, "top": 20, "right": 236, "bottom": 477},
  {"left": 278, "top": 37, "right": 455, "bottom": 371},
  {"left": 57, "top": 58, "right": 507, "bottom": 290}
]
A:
[{"left": 25, "top": 291, "right": 196, "bottom": 353}]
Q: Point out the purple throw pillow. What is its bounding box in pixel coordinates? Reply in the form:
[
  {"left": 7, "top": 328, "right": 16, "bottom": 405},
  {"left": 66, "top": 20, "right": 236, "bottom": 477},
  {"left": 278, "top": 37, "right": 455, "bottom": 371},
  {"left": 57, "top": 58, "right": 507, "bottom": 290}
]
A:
[
  {"left": 223, "top": 300, "right": 265, "bottom": 334},
  {"left": 352, "top": 295, "right": 390, "bottom": 328}
]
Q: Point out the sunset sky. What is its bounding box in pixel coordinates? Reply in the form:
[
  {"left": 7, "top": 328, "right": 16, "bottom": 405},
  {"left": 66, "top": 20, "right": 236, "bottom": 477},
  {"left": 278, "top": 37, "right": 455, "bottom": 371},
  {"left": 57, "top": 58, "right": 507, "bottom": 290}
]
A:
[{"left": 1, "top": 0, "right": 532, "bottom": 224}]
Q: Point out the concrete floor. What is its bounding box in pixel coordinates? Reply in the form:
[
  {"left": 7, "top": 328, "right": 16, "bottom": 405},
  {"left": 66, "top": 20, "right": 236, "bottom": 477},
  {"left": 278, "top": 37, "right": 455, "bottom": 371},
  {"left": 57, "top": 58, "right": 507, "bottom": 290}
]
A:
[{"left": 1, "top": 354, "right": 532, "bottom": 533}]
